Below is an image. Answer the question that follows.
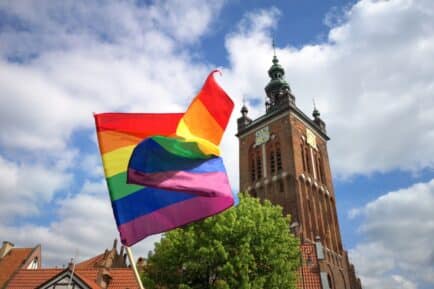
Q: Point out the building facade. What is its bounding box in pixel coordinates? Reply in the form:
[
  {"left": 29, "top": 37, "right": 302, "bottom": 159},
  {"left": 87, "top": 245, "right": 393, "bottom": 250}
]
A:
[
  {"left": 4, "top": 239, "right": 141, "bottom": 289},
  {"left": 0, "top": 241, "right": 41, "bottom": 288},
  {"left": 236, "top": 54, "right": 362, "bottom": 289}
]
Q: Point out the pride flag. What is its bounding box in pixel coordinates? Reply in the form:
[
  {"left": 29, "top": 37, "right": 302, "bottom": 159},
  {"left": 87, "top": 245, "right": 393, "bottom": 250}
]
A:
[{"left": 94, "top": 71, "right": 234, "bottom": 246}]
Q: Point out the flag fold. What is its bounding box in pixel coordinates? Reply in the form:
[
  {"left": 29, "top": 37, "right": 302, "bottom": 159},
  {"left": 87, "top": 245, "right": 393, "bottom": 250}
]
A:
[{"left": 95, "top": 71, "right": 234, "bottom": 246}]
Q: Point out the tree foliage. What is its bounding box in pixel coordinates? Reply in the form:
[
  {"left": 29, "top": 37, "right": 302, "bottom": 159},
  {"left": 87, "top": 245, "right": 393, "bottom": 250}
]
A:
[{"left": 142, "top": 194, "right": 300, "bottom": 289}]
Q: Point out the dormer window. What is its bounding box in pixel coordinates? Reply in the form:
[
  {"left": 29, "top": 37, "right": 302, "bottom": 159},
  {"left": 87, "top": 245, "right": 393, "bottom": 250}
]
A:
[{"left": 27, "top": 257, "right": 38, "bottom": 269}]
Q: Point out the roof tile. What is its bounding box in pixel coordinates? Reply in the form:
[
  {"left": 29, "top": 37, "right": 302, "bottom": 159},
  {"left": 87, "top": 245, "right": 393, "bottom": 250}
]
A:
[
  {"left": 6, "top": 268, "right": 141, "bottom": 289},
  {"left": 0, "top": 248, "right": 33, "bottom": 287}
]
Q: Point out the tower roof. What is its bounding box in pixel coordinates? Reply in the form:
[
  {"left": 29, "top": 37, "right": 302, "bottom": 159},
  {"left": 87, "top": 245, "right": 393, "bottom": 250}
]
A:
[
  {"left": 263, "top": 43, "right": 295, "bottom": 114},
  {"left": 265, "top": 54, "right": 290, "bottom": 93}
]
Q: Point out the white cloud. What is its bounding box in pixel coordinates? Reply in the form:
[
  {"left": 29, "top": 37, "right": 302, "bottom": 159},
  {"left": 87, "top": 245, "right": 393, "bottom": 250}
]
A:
[
  {"left": 0, "top": 0, "right": 225, "bottom": 58},
  {"left": 0, "top": 155, "right": 72, "bottom": 220},
  {"left": 0, "top": 180, "right": 160, "bottom": 266},
  {"left": 0, "top": 0, "right": 222, "bottom": 264},
  {"left": 0, "top": 0, "right": 225, "bottom": 152},
  {"left": 148, "top": 0, "right": 225, "bottom": 43},
  {"left": 349, "top": 179, "right": 434, "bottom": 289},
  {"left": 1, "top": 2, "right": 434, "bottom": 285},
  {"left": 223, "top": 0, "right": 434, "bottom": 177}
]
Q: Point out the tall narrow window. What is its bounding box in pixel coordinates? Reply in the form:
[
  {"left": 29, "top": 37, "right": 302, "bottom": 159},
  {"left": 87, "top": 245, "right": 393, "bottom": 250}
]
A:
[
  {"left": 305, "top": 146, "right": 311, "bottom": 175},
  {"left": 256, "top": 152, "right": 262, "bottom": 179},
  {"left": 249, "top": 148, "right": 256, "bottom": 182},
  {"left": 301, "top": 143, "right": 306, "bottom": 172},
  {"left": 314, "top": 152, "right": 320, "bottom": 180},
  {"left": 250, "top": 156, "right": 256, "bottom": 182},
  {"left": 270, "top": 150, "right": 276, "bottom": 175},
  {"left": 276, "top": 144, "right": 282, "bottom": 172},
  {"left": 319, "top": 157, "right": 326, "bottom": 184}
]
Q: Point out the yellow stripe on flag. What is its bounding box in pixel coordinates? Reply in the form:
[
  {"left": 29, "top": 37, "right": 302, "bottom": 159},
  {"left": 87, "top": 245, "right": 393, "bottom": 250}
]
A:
[
  {"left": 102, "top": 145, "right": 135, "bottom": 178},
  {"left": 178, "top": 99, "right": 224, "bottom": 145},
  {"left": 176, "top": 119, "right": 220, "bottom": 156}
]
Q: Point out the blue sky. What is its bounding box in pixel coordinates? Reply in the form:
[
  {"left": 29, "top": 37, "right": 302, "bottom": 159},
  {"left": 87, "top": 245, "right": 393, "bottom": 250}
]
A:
[{"left": 0, "top": 1, "right": 433, "bottom": 289}]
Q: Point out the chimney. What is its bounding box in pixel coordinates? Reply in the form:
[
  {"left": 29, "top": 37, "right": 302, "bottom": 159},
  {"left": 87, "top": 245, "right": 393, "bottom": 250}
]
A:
[
  {"left": 67, "top": 258, "right": 74, "bottom": 270},
  {"left": 96, "top": 267, "right": 112, "bottom": 289},
  {"left": 112, "top": 239, "right": 118, "bottom": 250},
  {"left": 0, "top": 241, "right": 14, "bottom": 258}
]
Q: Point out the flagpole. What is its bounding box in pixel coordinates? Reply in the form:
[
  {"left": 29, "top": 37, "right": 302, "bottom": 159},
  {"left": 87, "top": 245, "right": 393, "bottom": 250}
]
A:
[{"left": 126, "top": 246, "right": 145, "bottom": 289}]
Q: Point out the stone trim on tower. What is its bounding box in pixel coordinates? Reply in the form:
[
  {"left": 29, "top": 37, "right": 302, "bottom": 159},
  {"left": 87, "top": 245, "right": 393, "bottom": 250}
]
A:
[{"left": 236, "top": 50, "right": 362, "bottom": 289}]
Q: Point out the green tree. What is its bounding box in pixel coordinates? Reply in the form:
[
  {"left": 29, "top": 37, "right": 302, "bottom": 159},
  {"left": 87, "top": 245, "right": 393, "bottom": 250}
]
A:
[{"left": 142, "top": 194, "right": 300, "bottom": 289}]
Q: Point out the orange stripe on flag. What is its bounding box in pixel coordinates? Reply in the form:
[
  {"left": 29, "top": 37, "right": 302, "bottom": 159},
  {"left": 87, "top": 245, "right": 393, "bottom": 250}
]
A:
[
  {"left": 179, "top": 99, "right": 224, "bottom": 145},
  {"left": 197, "top": 70, "right": 234, "bottom": 130},
  {"left": 97, "top": 130, "right": 142, "bottom": 154}
]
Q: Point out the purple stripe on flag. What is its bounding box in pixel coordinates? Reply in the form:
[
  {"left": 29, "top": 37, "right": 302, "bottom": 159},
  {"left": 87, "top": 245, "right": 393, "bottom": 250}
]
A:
[
  {"left": 127, "top": 169, "right": 232, "bottom": 198},
  {"left": 118, "top": 195, "right": 233, "bottom": 246}
]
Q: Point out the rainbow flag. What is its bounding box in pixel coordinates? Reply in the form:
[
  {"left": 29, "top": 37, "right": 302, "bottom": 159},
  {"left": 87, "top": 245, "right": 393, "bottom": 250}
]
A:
[{"left": 94, "top": 71, "right": 234, "bottom": 246}]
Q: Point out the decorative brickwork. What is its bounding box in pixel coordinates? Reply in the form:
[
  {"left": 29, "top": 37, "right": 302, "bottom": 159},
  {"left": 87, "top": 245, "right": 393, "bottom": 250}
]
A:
[{"left": 236, "top": 54, "right": 362, "bottom": 289}]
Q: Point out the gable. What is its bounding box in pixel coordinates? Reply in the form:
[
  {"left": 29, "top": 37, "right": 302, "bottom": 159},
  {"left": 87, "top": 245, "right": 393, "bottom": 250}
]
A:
[{"left": 37, "top": 270, "right": 91, "bottom": 289}]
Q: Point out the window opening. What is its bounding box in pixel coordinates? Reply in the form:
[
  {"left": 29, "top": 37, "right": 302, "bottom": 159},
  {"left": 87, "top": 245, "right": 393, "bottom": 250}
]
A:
[
  {"left": 276, "top": 145, "right": 282, "bottom": 172},
  {"left": 270, "top": 150, "right": 275, "bottom": 175}
]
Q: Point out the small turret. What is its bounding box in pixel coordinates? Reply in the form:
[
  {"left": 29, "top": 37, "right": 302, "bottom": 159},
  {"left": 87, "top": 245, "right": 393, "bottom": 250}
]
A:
[
  {"left": 312, "top": 102, "right": 326, "bottom": 133},
  {"left": 237, "top": 100, "right": 252, "bottom": 131}
]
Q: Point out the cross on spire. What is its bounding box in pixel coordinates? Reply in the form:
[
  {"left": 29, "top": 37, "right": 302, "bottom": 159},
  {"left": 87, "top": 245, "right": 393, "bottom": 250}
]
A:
[
  {"left": 312, "top": 98, "right": 320, "bottom": 119},
  {"left": 272, "top": 38, "right": 276, "bottom": 57}
]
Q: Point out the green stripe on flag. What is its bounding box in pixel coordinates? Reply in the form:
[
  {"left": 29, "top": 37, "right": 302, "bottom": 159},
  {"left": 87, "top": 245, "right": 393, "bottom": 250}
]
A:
[
  {"left": 152, "top": 135, "right": 208, "bottom": 159},
  {"left": 107, "top": 172, "right": 143, "bottom": 201}
]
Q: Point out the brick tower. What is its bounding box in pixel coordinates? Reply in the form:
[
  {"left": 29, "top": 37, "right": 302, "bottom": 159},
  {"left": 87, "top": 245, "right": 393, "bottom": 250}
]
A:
[{"left": 236, "top": 52, "right": 362, "bottom": 289}]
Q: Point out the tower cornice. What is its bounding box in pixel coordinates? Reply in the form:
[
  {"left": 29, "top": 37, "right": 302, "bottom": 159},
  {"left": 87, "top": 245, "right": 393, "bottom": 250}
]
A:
[{"left": 236, "top": 104, "right": 330, "bottom": 141}]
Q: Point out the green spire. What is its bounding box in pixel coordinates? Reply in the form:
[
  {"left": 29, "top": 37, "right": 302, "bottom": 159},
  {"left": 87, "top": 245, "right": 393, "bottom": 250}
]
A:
[
  {"left": 264, "top": 40, "right": 295, "bottom": 113},
  {"left": 265, "top": 49, "right": 290, "bottom": 94}
]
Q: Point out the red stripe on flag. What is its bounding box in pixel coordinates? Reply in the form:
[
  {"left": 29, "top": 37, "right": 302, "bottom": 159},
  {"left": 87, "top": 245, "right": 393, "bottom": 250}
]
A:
[
  {"left": 94, "top": 113, "right": 182, "bottom": 138},
  {"left": 197, "top": 71, "right": 234, "bottom": 130}
]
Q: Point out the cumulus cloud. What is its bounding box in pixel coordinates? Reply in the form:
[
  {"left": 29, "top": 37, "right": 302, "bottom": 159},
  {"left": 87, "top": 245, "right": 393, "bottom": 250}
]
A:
[
  {"left": 349, "top": 179, "right": 434, "bottom": 289},
  {"left": 0, "top": 0, "right": 223, "bottom": 265},
  {"left": 1, "top": 3, "right": 434, "bottom": 287},
  {"left": 223, "top": 0, "right": 434, "bottom": 177},
  {"left": 0, "top": 0, "right": 225, "bottom": 152},
  {"left": 0, "top": 180, "right": 161, "bottom": 266},
  {"left": 0, "top": 155, "right": 72, "bottom": 220}
]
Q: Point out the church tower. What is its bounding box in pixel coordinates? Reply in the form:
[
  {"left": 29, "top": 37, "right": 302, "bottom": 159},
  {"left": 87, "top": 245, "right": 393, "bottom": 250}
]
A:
[{"left": 236, "top": 51, "right": 362, "bottom": 289}]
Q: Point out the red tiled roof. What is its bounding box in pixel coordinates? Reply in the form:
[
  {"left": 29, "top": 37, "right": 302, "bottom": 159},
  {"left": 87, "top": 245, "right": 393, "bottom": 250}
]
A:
[
  {"left": 298, "top": 243, "right": 322, "bottom": 289},
  {"left": 6, "top": 268, "right": 62, "bottom": 289},
  {"left": 0, "top": 248, "right": 33, "bottom": 288},
  {"left": 107, "top": 268, "right": 141, "bottom": 289},
  {"left": 76, "top": 252, "right": 106, "bottom": 269},
  {"left": 6, "top": 268, "right": 141, "bottom": 289},
  {"left": 71, "top": 270, "right": 101, "bottom": 289}
]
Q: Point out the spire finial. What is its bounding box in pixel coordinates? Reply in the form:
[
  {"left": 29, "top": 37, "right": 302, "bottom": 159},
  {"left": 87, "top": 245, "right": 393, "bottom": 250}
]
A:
[
  {"left": 312, "top": 98, "right": 320, "bottom": 118},
  {"left": 272, "top": 38, "right": 276, "bottom": 57},
  {"left": 241, "top": 96, "right": 248, "bottom": 116}
]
